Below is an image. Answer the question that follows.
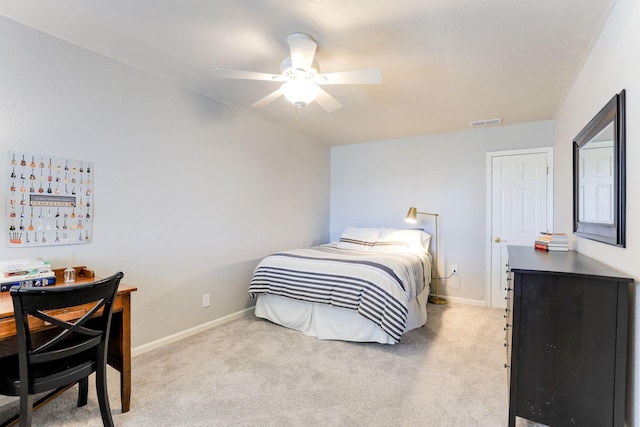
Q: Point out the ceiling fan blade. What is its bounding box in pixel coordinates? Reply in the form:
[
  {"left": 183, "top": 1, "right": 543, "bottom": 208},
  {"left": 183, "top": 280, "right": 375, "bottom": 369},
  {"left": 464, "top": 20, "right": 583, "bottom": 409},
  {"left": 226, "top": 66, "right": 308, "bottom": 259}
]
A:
[
  {"left": 314, "top": 88, "right": 343, "bottom": 112},
  {"left": 214, "top": 68, "right": 285, "bottom": 82},
  {"left": 287, "top": 33, "right": 317, "bottom": 70},
  {"left": 251, "top": 88, "right": 284, "bottom": 108},
  {"left": 316, "top": 68, "right": 383, "bottom": 85}
]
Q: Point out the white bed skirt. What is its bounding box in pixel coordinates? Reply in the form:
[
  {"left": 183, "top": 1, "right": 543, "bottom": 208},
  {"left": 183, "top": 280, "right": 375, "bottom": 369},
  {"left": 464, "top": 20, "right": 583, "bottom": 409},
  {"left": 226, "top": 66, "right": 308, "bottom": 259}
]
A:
[{"left": 254, "top": 285, "right": 429, "bottom": 344}]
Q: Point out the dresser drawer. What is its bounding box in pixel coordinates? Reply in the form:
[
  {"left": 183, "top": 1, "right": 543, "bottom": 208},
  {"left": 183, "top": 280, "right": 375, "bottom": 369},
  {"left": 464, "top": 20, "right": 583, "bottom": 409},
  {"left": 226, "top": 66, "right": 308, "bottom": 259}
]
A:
[{"left": 504, "top": 267, "right": 514, "bottom": 382}]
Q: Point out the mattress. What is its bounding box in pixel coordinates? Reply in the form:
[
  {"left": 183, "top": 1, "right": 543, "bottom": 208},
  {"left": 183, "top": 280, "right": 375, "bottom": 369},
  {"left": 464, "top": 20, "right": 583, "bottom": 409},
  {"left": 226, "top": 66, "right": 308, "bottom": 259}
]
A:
[{"left": 249, "top": 242, "right": 431, "bottom": 344}]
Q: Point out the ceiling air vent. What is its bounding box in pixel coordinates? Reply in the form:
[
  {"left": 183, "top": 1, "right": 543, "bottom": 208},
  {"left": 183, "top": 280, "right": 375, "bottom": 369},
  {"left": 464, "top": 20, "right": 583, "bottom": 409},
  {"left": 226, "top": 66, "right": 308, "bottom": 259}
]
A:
[{"left": 470, "top": 118, "right": 502, "bottom": 127}]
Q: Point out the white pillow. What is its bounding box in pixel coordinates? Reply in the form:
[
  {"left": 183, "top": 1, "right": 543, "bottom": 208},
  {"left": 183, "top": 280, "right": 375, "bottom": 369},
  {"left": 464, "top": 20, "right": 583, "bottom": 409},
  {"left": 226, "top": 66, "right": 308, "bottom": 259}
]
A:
[
  {"left": 370, "top": 240, "right": 413, "bottom": 252},
  {"left": 377, "top": 228, "right": 431, "bottom": 252},
  {"left": 336, "top": 227, "right": 380, "bottom": 251}
]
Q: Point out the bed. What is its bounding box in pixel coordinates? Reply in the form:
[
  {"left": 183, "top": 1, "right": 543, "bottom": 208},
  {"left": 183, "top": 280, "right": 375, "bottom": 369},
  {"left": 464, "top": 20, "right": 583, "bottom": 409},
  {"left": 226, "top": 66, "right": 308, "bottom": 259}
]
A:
[{"left": 248, "top": 227, "right": 432, "bottom": 344}]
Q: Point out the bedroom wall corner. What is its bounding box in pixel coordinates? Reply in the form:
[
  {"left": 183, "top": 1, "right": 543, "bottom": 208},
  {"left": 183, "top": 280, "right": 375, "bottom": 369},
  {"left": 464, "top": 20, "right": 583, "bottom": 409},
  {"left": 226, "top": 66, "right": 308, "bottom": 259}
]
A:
[
  {"left": 0, "top": 16, "right": 331, "bottom": 349},
  {"left": 329, "top": 120, "right": 553, "bottom": 304},
  {"left": 552, "top": 0, "right": 640, "bottom": 423}
]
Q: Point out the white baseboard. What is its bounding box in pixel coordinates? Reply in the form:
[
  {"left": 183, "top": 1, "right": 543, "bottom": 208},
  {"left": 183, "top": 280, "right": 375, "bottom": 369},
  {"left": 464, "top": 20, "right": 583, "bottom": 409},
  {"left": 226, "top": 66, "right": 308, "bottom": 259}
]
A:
[
  {"left": 132, "top": 307, "right": 254, "bottom": 358},
  {"left": 430, "top": 293, "right": 487, "bottom": 306},
  {"left": 132, "top": 297, "right": 491, "bottom": 359}
]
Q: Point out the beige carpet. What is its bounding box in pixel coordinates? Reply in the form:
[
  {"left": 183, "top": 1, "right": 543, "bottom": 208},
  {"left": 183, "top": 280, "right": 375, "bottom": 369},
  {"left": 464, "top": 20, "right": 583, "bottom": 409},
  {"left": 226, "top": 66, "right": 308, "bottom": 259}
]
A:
[{"left": 1, "top": 302, "right": 519, "bottom": 426}]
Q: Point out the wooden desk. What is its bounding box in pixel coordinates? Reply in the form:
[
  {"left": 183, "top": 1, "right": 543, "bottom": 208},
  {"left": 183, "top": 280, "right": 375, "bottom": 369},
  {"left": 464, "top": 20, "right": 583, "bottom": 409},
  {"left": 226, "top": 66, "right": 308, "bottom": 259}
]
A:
[{"left": 0, "top": 267, "right": 137, "bottom": 413}]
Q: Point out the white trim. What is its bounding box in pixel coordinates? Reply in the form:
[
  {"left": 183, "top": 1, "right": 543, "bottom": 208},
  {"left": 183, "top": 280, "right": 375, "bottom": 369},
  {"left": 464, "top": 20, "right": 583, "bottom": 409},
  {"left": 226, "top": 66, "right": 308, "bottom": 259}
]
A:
[
  {"left": 438, "top": 294, "right": 486, "bottom": 306},
  {"left": 131, "top": 307, "right": 254, "bottom": 357},
  {"left": 130, "top": 295, "right": 488, "bottom": 358},
  {"left": 485, "top": 147, "right": 554, "bottom": 307},
  {"left": 132, "top": 298, "right": 493, "bottom": 359}
]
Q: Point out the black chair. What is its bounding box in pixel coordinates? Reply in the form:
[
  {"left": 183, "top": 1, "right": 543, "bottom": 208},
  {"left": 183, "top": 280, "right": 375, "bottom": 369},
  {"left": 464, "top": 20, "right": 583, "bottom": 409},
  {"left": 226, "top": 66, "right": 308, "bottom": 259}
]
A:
[{"left": 0, "top": 272, "right": 124, "bottom": 427}]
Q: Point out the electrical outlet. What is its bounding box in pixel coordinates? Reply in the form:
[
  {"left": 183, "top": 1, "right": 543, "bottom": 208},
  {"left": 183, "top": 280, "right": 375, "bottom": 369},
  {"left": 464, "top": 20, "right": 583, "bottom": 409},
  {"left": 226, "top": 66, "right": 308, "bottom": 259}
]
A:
[
  {"left": 451, "top": 265, "right": 458, "bottom": 275},
  {"left": 202, "top": 293, "right": 210, "bottom": 308}
]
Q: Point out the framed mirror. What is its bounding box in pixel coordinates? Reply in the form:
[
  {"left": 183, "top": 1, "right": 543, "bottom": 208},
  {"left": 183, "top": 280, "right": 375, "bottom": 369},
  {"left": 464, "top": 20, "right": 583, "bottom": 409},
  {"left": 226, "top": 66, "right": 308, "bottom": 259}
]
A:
[{"left": 573, "top": 90, "right": 626, "bottom": 247}]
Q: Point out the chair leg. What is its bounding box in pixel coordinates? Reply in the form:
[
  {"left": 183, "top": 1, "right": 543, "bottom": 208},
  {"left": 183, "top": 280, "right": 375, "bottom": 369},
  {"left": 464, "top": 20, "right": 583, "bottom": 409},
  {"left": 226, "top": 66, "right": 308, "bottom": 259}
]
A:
[
  {"left": 77, "top": 377, "right": 89, "bottom": 407},
  {"left": 18, "top": 393, "right": 34, "bottom": 427},
  {"left": 95, "top": 367, "right": 114, "bottom": 427}
]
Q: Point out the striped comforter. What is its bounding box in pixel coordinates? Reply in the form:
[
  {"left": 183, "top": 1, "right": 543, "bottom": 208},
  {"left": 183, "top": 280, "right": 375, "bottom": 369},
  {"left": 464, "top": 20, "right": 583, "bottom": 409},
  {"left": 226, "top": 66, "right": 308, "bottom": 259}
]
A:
[{"left": 248, "top": 244, "right": 431, "bottom": 343}]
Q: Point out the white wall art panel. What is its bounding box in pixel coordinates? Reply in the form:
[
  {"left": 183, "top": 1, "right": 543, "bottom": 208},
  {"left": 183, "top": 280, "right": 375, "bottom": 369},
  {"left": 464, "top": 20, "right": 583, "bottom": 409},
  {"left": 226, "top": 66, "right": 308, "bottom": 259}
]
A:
[{"left": 6, "top": 151, "right": 93, "bottom": 247}]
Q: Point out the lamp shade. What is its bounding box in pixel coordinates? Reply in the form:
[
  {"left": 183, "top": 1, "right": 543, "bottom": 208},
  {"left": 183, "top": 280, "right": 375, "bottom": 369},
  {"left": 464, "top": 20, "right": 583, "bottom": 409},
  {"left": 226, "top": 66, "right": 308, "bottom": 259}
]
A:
[{"left": 405, "top": 207, "right": 418, "bottom": 223}]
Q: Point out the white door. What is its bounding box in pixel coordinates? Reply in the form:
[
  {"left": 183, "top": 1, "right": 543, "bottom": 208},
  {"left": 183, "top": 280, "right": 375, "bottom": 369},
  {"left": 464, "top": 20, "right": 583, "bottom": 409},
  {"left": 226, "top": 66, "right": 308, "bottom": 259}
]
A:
[{"left": 487, "top": 149, "right": 552, "bottom": 308}]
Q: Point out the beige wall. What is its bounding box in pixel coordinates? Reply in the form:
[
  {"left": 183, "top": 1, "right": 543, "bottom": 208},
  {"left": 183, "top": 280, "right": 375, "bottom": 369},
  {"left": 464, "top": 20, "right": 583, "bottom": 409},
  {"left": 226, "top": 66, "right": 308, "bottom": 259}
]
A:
[
  {"left": 330, "top": 121, "right": 553, "bottom": 303},
  {"left": 553, "top": 0, "right": 640, "bottom": 424},
  {"left": 0, "top": 16, "right": 331, "bottom": 348}
]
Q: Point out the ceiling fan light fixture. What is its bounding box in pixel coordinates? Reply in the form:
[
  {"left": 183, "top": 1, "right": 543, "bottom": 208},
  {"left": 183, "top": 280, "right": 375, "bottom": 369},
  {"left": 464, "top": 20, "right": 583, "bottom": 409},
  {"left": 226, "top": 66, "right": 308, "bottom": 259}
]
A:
[
  {"left": 282, "top": 79, "right": 319, "bottom": 108},
  {"left": 214, "top": 32, "right": 381, "bottom": 113}
]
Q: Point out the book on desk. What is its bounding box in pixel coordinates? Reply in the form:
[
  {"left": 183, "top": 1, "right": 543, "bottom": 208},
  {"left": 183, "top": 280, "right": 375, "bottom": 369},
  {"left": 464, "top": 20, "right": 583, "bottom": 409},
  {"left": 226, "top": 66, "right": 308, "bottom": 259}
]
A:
[
  {"left": 0, "top": 259, "right": 96, "bottom": 292},
  {"left": 1, "top": 257, "right": 56, "bottom": 292}
]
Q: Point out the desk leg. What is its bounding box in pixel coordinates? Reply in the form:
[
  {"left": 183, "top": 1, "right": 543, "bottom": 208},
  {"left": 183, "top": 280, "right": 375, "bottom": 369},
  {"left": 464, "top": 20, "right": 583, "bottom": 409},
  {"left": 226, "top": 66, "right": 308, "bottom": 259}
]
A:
[
  {"left": 120, "top": 294, "right": 132, "bottom": 413},
  {"left": 108, "top": 295, "right": 132, "bottom": 413}
]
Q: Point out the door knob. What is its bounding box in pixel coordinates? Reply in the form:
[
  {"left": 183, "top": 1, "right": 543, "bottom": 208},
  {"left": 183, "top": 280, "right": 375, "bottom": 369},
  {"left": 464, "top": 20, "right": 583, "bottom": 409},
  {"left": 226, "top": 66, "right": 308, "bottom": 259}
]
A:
[{"left": 495, "top": 237, "right": 502, "bottom": 243}]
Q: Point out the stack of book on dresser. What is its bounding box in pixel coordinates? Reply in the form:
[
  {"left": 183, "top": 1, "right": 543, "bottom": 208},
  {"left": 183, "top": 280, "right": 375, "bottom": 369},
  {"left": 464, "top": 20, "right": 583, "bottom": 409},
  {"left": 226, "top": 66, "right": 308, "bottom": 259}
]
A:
[
  {"left": 534, "top": 233, "right": 569, "bottom": 252},
  {"left": 0, "top": 257, "right": 55, "bottom": 292}
]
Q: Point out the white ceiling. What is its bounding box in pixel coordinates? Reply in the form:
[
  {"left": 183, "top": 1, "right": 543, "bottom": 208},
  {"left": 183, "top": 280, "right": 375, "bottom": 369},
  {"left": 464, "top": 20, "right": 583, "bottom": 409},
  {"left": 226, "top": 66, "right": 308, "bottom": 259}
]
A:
[{"left": 0, "top": 0, "right": 616, "bottom": 146}]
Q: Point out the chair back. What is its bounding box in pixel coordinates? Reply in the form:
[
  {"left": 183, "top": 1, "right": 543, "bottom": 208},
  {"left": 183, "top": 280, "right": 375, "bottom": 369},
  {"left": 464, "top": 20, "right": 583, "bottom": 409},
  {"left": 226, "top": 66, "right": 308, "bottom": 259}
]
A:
[{"left": 10, "top": 272, "right": 124, "bottom": 393}]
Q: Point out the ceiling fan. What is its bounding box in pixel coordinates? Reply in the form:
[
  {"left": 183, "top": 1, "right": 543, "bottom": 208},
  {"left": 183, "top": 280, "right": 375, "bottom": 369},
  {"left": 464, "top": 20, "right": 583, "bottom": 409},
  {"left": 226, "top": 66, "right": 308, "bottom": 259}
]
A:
[{"left": 213, "top": 33, "right": 382, "bottom": 112}]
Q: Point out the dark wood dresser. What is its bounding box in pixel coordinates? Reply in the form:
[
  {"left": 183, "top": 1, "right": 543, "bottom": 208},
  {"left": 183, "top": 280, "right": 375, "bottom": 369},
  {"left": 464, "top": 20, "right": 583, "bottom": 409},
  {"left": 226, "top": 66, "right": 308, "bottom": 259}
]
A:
[{"left": 506, "top": 245, "right": 632, "bottom": 427}]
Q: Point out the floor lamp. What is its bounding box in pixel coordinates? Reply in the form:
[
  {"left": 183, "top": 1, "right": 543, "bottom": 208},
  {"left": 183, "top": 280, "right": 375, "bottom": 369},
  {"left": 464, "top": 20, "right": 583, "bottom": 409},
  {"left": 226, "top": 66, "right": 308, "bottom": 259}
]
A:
[{"left": 405, "top": 207, "right": 447, "bottom": 305}]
